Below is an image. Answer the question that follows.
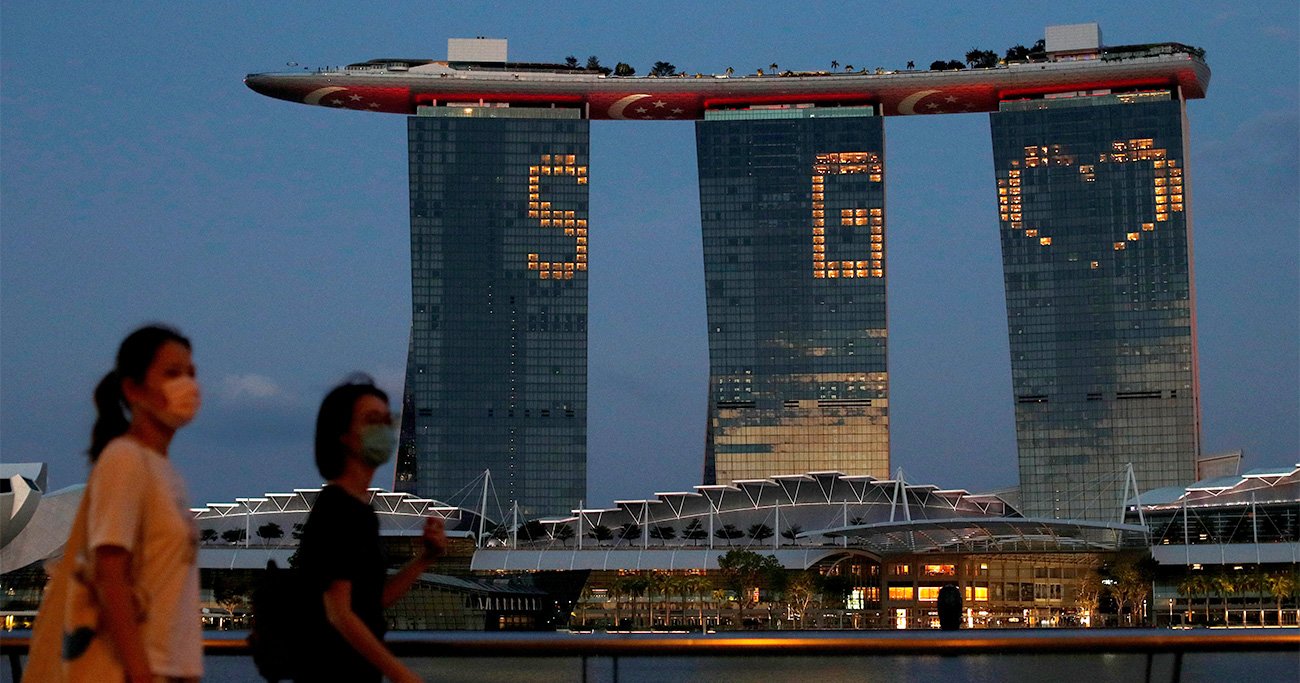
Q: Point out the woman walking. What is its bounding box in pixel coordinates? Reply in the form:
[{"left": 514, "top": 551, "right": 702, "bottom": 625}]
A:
[
  {"left": 83, "top": 324, "right": 205, "bottom": 683},
  {"left": 295, "top": 374, "right": 446, "bottom": 683}
]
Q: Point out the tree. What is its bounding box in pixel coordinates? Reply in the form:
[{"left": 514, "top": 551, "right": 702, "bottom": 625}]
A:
[
  {"left": 1111, "top": 554, "right": 1155, "bottom": 625},
  {"left": 715, "top": 524, "right": 744, "bottom": 546},
  {"left": 649, "top": 61, "right": 677, "bottom": 77},
  {"left": 650, "top": 571, "right": 680, "bottom": 627},
  {"left": 681, "top": 574, "right": 713, "bottom": 630},
  {"left": 830, "top": 60, "right": 839, "bottom": 70},
  {"left": 517, "top": 519, "right": 547, "bottom": 543},
  {"left": 554, "top": 524, "right": 576, "bottom": 546},
  {"left": 616, "top": 522, "right": 642, "bottom": 546},
  {"left": 906, "top": 60, "right": 915, "bottom": 70},
  {"left": 619, "top": 573, "right": 651, "bottom": 627},
  {"left": 613, "top": 62, "right": 636, "bottom": 77},
  {"left": 843, "top": 64, "right": 854, "bottom": 72},
  {"left": 769, "top": 63, "right": 779, "bottom": 73},
  {"left": 564, "top": 55, "right": 579, "bottom": 69},
  {"left": 587, "top": 524, "right": 614, "bottom": 546},
  {"left": 200, "top": 528, "right": 219, "bottom": 544},
  {"left": 585, "top": 55, "right": 611, "bottom": 76},
  {"left": 256, "top": 522, "right": 284, "bottom": 545},
  {"left": 783, "top": 571, "right": 819, "bottom": 626},
  {"left": 212, "top": 571, "right": 255, "bottom": 624},
  {"left": 746, "top": 523, "right": 774, "bottom": 545},
  {"left": 716, "top": 549, "right": 784, "bottom": 627},
  {"left": 965, "top": 48, "right": 998, "bottom": 69},
  {"left": 221, "top": 528, "right": 246, "bottom": 545},
  {"left": 648, "top": 525, "right": 676, "bottom": 545},
  {"left": 724, "top": 66, "right": 734, "bottom": 77},
  {"left": 1177, "top": 572, "right": 1213, "bottom": 623},
  {"left": 1004, "top": 44, "right": 1031, "bottom": 62},
  {"left": 1076, "top": 569, "right": 1103, "bottom": 625},
  {"left": 816, "top": 572, "right": 854, "bottom": 611},
  {"left": 780, "top": 524, "right": 803, "bottom": 546},
  {"left": 1212, "top": 572, "right": 1238, "bottom": 624},
  {"left": 683, "top": 519, "right": 708, "bottom": 545},
  {"left": 1266, "top": 572, "right": 1298, "bottom": 625}
]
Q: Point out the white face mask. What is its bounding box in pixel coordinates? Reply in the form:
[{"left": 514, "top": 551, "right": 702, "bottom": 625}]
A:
[{"left": 154, "top": 376, "right": 202, "bottom": 429}]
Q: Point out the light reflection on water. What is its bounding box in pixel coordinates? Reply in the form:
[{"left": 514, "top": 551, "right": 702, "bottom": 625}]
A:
[
  {"left": 209, "top": 641, "right": 1292, "bottom": 683},
  {"left": 6, "top": 633, "right": 1292, "bottom": 683}
]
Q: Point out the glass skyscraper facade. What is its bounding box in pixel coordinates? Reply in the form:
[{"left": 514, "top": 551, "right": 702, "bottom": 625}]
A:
[
  {"left": 990, "top": 91, "right": 1200, "bottom": 520},
  {"left": 396, "top": 109, "right": 588, "bottom": 518},
  {"left": 696, "top": 108, "right": 890, "bottom": 485}
]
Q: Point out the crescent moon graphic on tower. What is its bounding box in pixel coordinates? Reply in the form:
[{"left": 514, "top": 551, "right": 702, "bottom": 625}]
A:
[
  {"left": 897, "top": 90, "right": 941, "bottom": 115},
  {"left": 304, "top": 87, "right": 349, "bottom": 105},
  {"left": 608, "top": 94, "right": 651, "bottom": 120}
]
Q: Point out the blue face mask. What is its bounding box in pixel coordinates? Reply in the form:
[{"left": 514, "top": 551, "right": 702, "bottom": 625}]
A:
[{"left": 359, "top": 424, "right": 397, "bottom": 466}]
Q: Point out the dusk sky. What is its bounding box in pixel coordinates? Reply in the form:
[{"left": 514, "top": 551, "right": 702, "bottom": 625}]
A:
[{"left": 2, "top": 2, "right": 1296, "bottom": 518}]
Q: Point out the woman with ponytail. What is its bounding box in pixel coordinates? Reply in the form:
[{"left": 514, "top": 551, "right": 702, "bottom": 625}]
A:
[{"left": 78, "top": 324, "right": 204, "bottom": 683}]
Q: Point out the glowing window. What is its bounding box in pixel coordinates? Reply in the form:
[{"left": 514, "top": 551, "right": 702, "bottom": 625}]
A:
[
  {"left": 888, "top": 586, "right": 914, "bottom": 601},
  {"left": 1039, "top": 237, "right": 1052, "bottom": 246}
]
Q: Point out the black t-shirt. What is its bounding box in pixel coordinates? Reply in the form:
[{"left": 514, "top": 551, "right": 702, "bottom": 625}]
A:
[{"left": 295, "top": 484, "right": 387, "bottom": 682}]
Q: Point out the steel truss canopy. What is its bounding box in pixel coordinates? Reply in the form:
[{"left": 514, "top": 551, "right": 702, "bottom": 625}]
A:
[
  {"left": 471, "top": 470, "right": 1151, "bottom": 571},
  {"left": 805, "top": 517, "right": 1152, "bottom": 554}
]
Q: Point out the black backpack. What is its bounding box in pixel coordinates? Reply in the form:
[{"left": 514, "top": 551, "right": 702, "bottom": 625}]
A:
[{"left": 249, "top": 559, "right": 317, "bottom": 681}]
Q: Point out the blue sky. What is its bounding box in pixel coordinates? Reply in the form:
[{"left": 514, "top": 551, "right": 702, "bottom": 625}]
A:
[{"left": 2, "top": 2, "right": 1296, "bottom": 515}]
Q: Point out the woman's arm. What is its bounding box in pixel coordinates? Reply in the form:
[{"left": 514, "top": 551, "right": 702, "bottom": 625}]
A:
[
  {"left": 93, "top": 546, "right": 152, "bottom": 683},
  {"left": 382, "top": 516, "right": 447, "bottom": 608},
  {"left": 322, "top": 579, "right": 421, "bottom": 683}
]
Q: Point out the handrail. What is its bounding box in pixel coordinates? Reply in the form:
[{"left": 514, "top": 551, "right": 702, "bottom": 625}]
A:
[{"left": 2, "top": 628, "right": 1296, "bottom": 657}]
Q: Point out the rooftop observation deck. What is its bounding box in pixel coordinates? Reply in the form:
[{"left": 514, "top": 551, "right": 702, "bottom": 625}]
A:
[{"left": 245, "top": 43, "right": 1210, "bottom": 120}]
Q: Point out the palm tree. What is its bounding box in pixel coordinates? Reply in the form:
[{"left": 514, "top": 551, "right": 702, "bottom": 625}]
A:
[
  {"left": 1177, "top": 573, "right": 1210, "bottom": 624},
  {"left": 781, "top": 524, "right": 803, "bottom": 546},
  {"left": 650, "top": 571, "right": 679, "bottom": 628},
  {"left": 724, "top": 66, "right": 734, "bottom": 77},
  {"left": 200, "top": 528, "right": 218, "bottom": 544},
  {"left": 681, "top": 574, "right": 712, "bottom": 631},
  {"left": 607, "top": 577, "right": 628, "bottom": 629},
  {"left": 624, "top": 573, "right": 651, "bottom": 628},
  {"left": 1212, "top": 572, "right": 1237, "bottom": 624},
  {"left": 1266, "top": 572, "right": 1298, "bottom": 625},
  {"left": 830, "top": 60, "right": 839, "bottom": 70},
  {"left": 769, "top": 62, "right": 778, "bottom": 73},
  {"left": 554, "top": 524, "right": 575, "bottom": 546}
]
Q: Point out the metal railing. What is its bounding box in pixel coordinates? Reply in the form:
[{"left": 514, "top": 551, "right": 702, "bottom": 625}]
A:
[{"left": 4, "top": 628, "right": 1296, "bottom": 683}]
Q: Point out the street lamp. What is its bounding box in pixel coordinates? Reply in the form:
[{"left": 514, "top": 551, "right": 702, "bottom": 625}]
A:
[{"left": 1168, "top": 598, "right": 1174, "bottom": 627}]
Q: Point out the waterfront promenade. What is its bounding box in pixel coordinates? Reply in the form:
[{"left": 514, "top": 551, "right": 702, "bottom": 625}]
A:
[{"left": 4, "top": 628, "right": 1296, "bottom": 682}]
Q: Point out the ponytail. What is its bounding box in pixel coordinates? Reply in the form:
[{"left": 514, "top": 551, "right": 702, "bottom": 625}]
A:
[
  {"left": 88, "top": 325, "right": 191, "bottom": 462},
  {"left": 89, "top": 370, "right": 130, "bottom": 461}
]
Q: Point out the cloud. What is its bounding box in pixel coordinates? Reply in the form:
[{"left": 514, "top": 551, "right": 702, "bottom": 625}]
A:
[
  {"left": 1199, "top": 107, "right": 1299, "bottom": 204},
  {"left": 219, "top": 373, "right": 290, "bottom": 402}
]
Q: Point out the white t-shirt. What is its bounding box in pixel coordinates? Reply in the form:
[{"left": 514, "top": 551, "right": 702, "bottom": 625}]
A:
[{"left": 86, "top": 436, "right": 202, "bottom": 678}]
